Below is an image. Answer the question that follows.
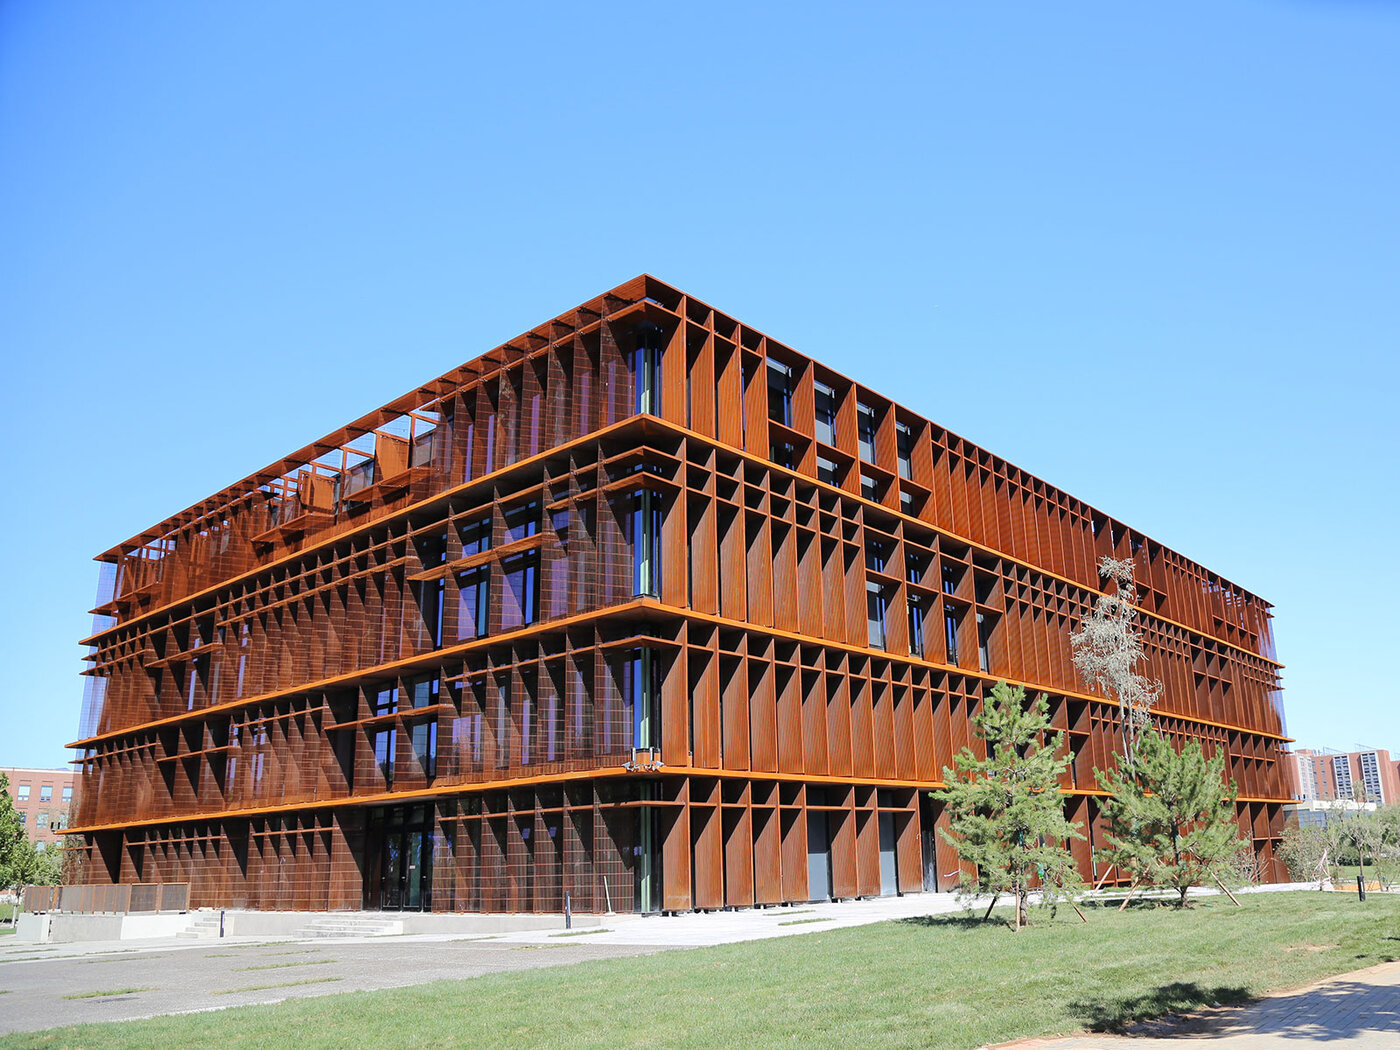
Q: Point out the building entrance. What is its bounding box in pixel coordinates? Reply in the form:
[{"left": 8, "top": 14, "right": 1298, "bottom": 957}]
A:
[{"left": 364, "top": 805, "right": 434, "bottom": 911}]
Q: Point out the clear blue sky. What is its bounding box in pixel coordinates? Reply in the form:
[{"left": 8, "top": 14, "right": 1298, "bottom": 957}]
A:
[{"left": 1, "top": 1, "right": 1396, "bottom": 770}]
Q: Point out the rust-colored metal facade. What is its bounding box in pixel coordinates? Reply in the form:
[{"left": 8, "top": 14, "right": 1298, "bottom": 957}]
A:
[{"left": 70, "top": 276, "right": 1291, "bottom": 912}]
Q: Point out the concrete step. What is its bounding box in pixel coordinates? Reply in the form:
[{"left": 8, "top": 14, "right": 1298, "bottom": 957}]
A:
[
  {"left": 296, "top": 917, "right": 403, "bottom": 939},
  {"left": 176, "top": 914, "right": 224, "bottom": 939}
]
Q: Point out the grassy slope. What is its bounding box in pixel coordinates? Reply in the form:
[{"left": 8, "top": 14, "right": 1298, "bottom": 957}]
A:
[{"left": 8, "top": 892, "right": 1399, "bottom": 1050}]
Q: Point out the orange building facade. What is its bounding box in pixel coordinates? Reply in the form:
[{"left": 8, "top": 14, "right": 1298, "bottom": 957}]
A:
[{"left": 70, "top": 276, "right": 1291, "bottom": 912}]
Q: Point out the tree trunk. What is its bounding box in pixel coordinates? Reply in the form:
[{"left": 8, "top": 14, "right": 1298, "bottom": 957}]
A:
[
  {"left": 1178, "top": 883, "right": 1190, "bottom": 908},
  {"left": 1016, "top": 888, "right": 1028, "bottom": 930}
]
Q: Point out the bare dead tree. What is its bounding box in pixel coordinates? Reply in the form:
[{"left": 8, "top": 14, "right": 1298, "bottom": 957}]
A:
[{"left": 1070, "top": 556, "right": 1162, "bottom": 762}]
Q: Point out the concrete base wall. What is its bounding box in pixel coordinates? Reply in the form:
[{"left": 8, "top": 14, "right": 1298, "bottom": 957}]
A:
[
  {"left": 17, "top": 912, "right": 193, "bottom": 943},
  {"left": 15, "top": 908, "right": 598, "bottom": 942},
  {"left": 218, "top": 909, "right": 596, "bottom": 937}
]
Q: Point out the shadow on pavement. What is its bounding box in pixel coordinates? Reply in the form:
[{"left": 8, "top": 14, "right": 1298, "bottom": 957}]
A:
[
  {"left": 1069, "top": 981, "right": 1251, "bottom": 1033},
  {"left": 1097, "top": 975, "right": 1400, "bottom": 1042}
]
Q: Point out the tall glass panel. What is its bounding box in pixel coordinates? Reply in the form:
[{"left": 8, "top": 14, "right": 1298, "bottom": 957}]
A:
[
  {"left": 767, "top": 358, "right": 793, "bottom": 427},
  {"left": 857, "top": 402, "right": 877, "bottom": 461},
  {"left": 632, "top": 490, "right": 661, "bottom": 597},
  {"left": 814, "top": 382, "right": 837, "bottom": 445},
  {"left": 634, "top": 325, "right": 662, "bottom": 414}
]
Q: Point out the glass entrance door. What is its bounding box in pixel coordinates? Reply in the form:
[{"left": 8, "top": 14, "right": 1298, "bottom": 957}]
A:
[{"left": 365, "top": 805, "right": 434, "bottom": 911}]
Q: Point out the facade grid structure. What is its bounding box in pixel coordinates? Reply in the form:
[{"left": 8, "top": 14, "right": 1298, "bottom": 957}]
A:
[{"left": 68, "top": 276, "right": 1293, "bottom": 913}]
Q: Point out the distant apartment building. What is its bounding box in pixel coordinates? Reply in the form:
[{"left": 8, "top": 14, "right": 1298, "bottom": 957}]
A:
[
  {"left": 1, "top": 767, "right": 77, "bottom": 852},
  {"left": 1290, "top": 748, "right": 1399, "bottom": 804}
]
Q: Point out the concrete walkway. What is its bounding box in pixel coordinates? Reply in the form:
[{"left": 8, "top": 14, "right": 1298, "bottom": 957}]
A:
[{"left": 1002, "top": 961, "right": 1400, "bottom": 1049}]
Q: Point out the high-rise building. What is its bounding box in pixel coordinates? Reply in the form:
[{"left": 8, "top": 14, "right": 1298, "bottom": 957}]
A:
[
  {"left": 68, "top": 276, "right": 1292, "bottom": 912},
  {"left": 1290, "top": 748, "right": 1399, "bottom": 804}
]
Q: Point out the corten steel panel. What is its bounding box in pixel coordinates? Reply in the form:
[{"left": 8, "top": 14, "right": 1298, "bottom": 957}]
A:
[{"left": 72, "top": 276, "right": 1290, "bottom": 912}]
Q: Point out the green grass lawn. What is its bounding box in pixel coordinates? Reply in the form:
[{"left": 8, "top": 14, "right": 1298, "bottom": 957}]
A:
[
  {"left": 0, "top": 903, "right": 14, "bottom": 935},
  {"left": 8, "top": 892, "right": 1399, "bottom": 1050}
]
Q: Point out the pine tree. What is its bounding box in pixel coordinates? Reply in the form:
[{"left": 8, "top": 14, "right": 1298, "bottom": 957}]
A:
[
  {"left": 933, "top": 682, "right": 1085, "bottom": 929},
  {"left": 0, "top": 771, "right": 42, "bottom": 923},
  {"left": 0, "top": 772, "right": 28, "bottom": 890},
  {"left": 1070, "top": 556, "right": 1162, "bottom": 762},
  {"left": 1096, "top": 729, "right": 1241, "bottom": 906}
]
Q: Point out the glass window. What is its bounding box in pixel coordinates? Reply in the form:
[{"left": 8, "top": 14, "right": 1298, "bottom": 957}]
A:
[
  {"left": 17, "top": 812, "right": 25, "bottom": 826},
  {"left": 411, "top": 721, "right": 436, "bottom": 778},
  {"left": 907, "top": 553, "right": 927, "bottom": 586},
  {"left": 56, "top": 812, "right": 69, "bottom": 830},
  {"left": 410, "top": 676, "right": 439, "bottom": 709},
  {"left": 62, "top": 785, "right": 73, "bottom": 803},
  {"left": 634, "top": 326, "right": 662, "bottom": 414},
  {"left": 458, "top": 515, "right": 491, "bottom": 557},
  {"left": 541, "top": 682, "right": 560, "bottom": 763},
  {"left": 452, "top": 711, "right": 483, "bottom": 771},
  {"left": 770, "top": 442, "right": 795, "bottom": 470},
  {"left": 501, "top": 553, "right": 539, "bottom": 631},
  {"left": 417, "top": 577, "right": 444, "bottom": 648},
  {"left": 944, "top": 605, "right": 960, "bottom": 666},
  {"left": 942, "top": 563, "right": 961, "bottom": 595},
  {"left": 814, "top": 382, "right": 837, "bottom": 445},
  {"left": 519, "top": 672, "right": 536, "bottom": 766},
  {"left": 766, "top": 358, "right": 793, "bottom": 427},
  {"left": 857, "top": 402, "right": 877, "bottom": 461},
  {"left": 456, "top": 568, "right": 490, "bottom": 640},
  {"left": 866, "top": 538, "right": 889, "bottom": 574},
  {"left": 867, "top": 583, "right": 888, "bottom": 649},
  {"left": 372, "top": 685, "right": 399, "bottom": 717},
  {"left": 504, "top": 501, "right": 538, "bottom": 544},
  {"left": 977, "top": 613, "right": 992, "bottom": 673},
  {"left": 896, "top": 422, "right": 914, "bottom": 480},
  {"left": 374, "top": 729, "right": 395, "bottom": 783},
  {"left": 39, "top": 785, "right": 51, "bottom": 802},
  {"left": 235, "top": 623, "right": 250, "bottom": 698},
  {"left": 227, "top": 725, "right": 240, "bottom": 792},
  {"left": 495, "top": 681, "right": 511, "bottom": 769},
  {"left": 16, "top": 784, "right": 29, "bottom": 802},
  {"left": 816, "top": 456, "right": 839, "bottom": 486},
  {"left": 909, "top": 597, "right": 925, "bottom": 657},
  {"left": 631, "top": 490, "right": 662, "bottom": 597},
  {"left": 36, "top": 812, "right": 49, "bottom": 829},
  {"left": 461, "top": 418, "right": 476, "bottom": 483},
  {"left": 416, "top": 529, "right": 447, "bottom": 567},
  {"left": 622, "top": 649, "right": 659, "bottom": 749}
]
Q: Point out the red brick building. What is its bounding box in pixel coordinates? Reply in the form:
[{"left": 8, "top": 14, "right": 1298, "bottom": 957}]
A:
[{"left": 1, "top": 767, "right": 77, "bottom": 853}]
